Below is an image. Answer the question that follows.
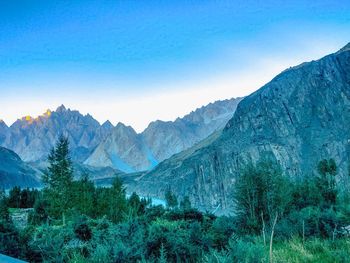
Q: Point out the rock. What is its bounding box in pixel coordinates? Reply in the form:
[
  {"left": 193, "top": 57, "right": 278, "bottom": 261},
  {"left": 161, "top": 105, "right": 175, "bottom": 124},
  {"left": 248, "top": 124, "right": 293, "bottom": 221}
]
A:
[
  {"left": 85, "top": 98, "right": 242, "bottom": 172},
  {"left": 134, "top": 43, "right": 350, "bottom": 214},
  {"left": 1, "top": 105, "right": 113, "bottom": 163}
]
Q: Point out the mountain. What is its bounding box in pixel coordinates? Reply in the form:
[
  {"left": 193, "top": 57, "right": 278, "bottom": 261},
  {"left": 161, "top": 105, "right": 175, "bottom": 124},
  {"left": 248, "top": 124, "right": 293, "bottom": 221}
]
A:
[
  {"left": 133, "top": 43, "right": 350, "bottom": 213},
  {"left": 0, "top": 120, "right": 9, "bottom": 145},
  {"left": 142, "top": 98, "right": 241, "bottom": 162},
  {"left": 85, "top": 97, "right": 242, "bottom": 172},
  {"left": 82, "top": 122, "right": 152, "bottom": 173},
  {"left": 1, "top": 105, "right": 113, "bottom": 163},
  {"left": 0, "top": 147, "right": 41, "bottom": 189}
]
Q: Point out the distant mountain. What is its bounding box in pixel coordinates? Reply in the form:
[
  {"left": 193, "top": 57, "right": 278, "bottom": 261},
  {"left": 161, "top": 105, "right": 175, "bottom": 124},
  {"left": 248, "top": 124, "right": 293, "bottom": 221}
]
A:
[
  {"left": 0, "top": 98, "right": 242, "bottom": 174},
  {"left": 85, "top": 123, "right": 154, "bottom": 172},
  {"left": 0, "top": 147, "right": 41, "bottom": 189},
  {"left": 85, "top": 98, "right": 242, "bottom": 172},
  {"left": 142, "top": 98, "right": 241, "bottom": 162},
  {"left": 0, "top": 120, "right": 8, "bottom": 145},
  {"left": 133, "top": 43, "right": 350, "bottom": 213},
  {"left": 1, "top": 105, "right": 113, "bottom": 163}
]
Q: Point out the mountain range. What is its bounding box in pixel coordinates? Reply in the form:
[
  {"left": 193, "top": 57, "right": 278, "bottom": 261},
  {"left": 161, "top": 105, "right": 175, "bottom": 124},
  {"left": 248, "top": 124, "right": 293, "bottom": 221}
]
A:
[
  {"left": 130, "top": 43, "right": 350, "bottom": 213},
  {"left": 2, "top": 43, "right": 349, "bottom": 215},
  {"left": 85, "top": 98, "right": 242, "bottom": 172},
  {"left": 1, "top": 105, "right": 113, "bottom": 163},
  {"left": 0, "top": 97, "right": 242, "bottom": 176}
]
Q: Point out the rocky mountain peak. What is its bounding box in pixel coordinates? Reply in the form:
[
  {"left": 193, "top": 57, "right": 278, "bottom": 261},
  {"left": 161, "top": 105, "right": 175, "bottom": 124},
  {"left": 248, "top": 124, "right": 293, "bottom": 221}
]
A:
[
  {"left": 43, "top": 109, "right": 52, "bottom": 117},
  {"left": 102, "top": 120, "right": 113, "bottom": 129},
  {"left": 0, "top": 119, "right": 7, "bottom": 128},
  {"left": 115, "top": 122, "right": 135, "bottom": 133},
  {"left": 21, "top": 115, "right": 34, "bottom": 124},
  {"left": 56, "top": 104, "right": 67, "bottom": 113}
]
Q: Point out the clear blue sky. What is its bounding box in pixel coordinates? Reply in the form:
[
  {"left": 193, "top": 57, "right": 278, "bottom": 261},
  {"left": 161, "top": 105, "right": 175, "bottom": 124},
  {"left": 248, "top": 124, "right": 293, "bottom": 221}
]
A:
[{"left": 0, "top": 0, "right": 349, "bottom": 131}]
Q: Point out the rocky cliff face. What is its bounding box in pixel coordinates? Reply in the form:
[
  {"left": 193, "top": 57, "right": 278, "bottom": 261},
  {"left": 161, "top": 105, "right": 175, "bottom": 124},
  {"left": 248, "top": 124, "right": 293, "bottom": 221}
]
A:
[
  {"left": 1, "top": 105, "right": 113, "bottom": 162},
  {"left": 0, "top": 147, "right": 41, "bottom": 189},
  {"left": 85, "top": 98, "right": 242, "bottom": 172},
  {"left": 134, "top": 43, "right": 350, "bottom": 213}
]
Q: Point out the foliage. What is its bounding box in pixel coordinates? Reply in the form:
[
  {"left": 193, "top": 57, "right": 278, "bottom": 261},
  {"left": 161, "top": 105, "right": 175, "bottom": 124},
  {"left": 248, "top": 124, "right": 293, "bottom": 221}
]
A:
[
  {"left": 42, "top": 135, "right": 74, "bottom": 219},
  {"left": 7, "top": 187, "right": 39, "bottom": 208},
  {"left": 233, "top": 158, "right": 292, "bottom": 234},
  {"left": 2, "top": 137, "right": 349, "bottom": 262},
  {"left": 165, "top": 190, "right": 178, "bottom": 209}
]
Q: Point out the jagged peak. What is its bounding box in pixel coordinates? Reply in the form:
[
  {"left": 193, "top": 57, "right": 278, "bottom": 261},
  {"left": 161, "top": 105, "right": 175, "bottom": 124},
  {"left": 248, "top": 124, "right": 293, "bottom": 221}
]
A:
[
  {"left": 102, "top": 120, "right": 113, "bottom": 128},
  {"left": 56, "top": 104, "right": 67, "bottom": 113},
  {"left": 0, "top": 119, "right": 8, "bottom": 127},
  {"left": 115, "top": 122, "right": 137, "bottom": 134},
  {"left": 43, "top": 109, "right": 52, "bottom": 117},
  {"left": 22, "top": 115, "right": 34, "bottom": 123},
  {"left": 115, "top": 122, "right": 128, "bottom": 129}
]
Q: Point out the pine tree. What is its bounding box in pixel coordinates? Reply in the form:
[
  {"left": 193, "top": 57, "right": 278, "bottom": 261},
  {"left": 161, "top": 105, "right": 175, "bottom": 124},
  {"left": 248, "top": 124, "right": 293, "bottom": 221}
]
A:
[
  {"left": 0, "top": 189, "right": 9, "bottom": 222},
  {"left": 108, "top": 176, "right": 127, "bottom": 223},
  {"left": 180, "top": 196, "right": 191, "bottom": 211},
  {"left": 43, "top": 135, "right": 73, "bottom": 222},
  {"left": 71, "top": 172, "right": 95, "bottom": 217},
  {"left": 158, "top": 243, "right": 167, "bottom": 263},
  {"left": 165, "top": 190, "right": 178, "bottom": 209}
]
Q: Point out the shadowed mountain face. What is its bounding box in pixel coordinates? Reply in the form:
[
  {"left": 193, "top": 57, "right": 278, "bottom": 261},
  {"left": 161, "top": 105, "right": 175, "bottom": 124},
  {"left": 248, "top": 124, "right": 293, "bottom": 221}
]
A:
[
  {"left": 85, "top": 98, "right": 242, "bottom": 172},
  {"left": 0, "top": 147, "right": 41, "bottom": 189},
  {"left": 0, "top": 120, "right": 9, "bottom": 145},
  {"left": 133, "top": 43, "right": 350, "bottom": 213},
  {"left": 1, "top": 105, "right": 113, "bottom": 163}
]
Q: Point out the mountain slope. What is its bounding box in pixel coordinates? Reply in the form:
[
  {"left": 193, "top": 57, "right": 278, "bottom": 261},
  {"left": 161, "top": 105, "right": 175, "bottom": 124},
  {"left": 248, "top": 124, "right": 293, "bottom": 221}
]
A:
[
  {"left": 85, "top": 97, "right": 242, "bottom": 172},
  {"left": 85, "top": 123, "right": 153, "bottom": 172},
  {"left": 134, "top": 43, "right": 350, "bottom": 213},
  {"left": 2, "top": 105, "right": 113, "bottom": 162},
  {"left": 142, "top": 98, "right": 241, "bottom": 162},
  {"left": 0, "top": 120, "right": 8, "bottom": 145},
  {"left": 0, "top": 147, "right": 41, "bottom": 189}
]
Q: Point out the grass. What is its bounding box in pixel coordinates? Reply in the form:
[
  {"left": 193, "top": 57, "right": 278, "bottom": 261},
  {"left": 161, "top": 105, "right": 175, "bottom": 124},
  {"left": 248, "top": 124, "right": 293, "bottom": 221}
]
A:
[{"left": 273, "top": 237, "right": 350, "bottom": 263}]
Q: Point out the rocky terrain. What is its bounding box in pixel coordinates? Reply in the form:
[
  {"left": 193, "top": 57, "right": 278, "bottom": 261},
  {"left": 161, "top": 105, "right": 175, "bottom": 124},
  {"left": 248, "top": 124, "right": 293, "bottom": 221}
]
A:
[
  {"left": 85, "top": 98, "right": 242, "bottom": 172},
  {"left": 1, "top": 105, "right": 113, "bottom": 163},
  {"left": 0, "top": 147, "right": 41, "bottom": 189},
  {"left": 0, "top": 120, "right": 9, "bottom": 146},
  {"left": 0, "top": 98, "right": 242, "bottom": 174},
  {"left": 133, "top": 43, "right": 350, "bottom": 213}
]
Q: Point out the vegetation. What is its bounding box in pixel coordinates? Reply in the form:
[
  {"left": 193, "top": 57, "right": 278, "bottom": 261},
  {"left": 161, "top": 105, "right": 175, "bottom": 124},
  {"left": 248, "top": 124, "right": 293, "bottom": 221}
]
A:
[{"left": 0, "top": 138, "right": 350, "bottom": 262}]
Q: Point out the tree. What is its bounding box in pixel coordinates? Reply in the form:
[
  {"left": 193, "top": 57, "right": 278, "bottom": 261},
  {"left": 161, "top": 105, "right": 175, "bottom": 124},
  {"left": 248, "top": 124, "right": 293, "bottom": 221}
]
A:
[
  {"left": 71, "top": 172, "right": 95, "bottom": 217},
  {"left": 0, "top": 189, "right": 9, "bottom": 222},
  {"left": 108, "top": 177, "right": 128, "bottom": 223},
  {"left": 165, "top": 190, "right": 178, "bottom": 209},
  {"left": 43, "top": 135, "right": 74, "bottom": 222},
  {"left": 233, "top": 158, "right": 291, "bottom": 233},
  {"left": 128, "top": 192, "right": 148, "bottom": 216},
  {"left": 158, "top": 243, "right": 167, "bottom": 263},
  {"left": 8, "top": 186, "right": 21, "bottom": 208},
  {"left": 316, "top": 159, "right": 337, "bottom": 207},
  {"left": 180, "top": 196, "right": 192, "bottom": 211}
]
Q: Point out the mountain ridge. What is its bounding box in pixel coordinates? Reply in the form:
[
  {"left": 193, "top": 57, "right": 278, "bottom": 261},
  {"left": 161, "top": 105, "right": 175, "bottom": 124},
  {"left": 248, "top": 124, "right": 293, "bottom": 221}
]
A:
[
  {"left": 132, "top": 43, "right": 350, "bottom": 213},
  {"left": 85, "top": 97, "right": 243, "bottom": 172}
]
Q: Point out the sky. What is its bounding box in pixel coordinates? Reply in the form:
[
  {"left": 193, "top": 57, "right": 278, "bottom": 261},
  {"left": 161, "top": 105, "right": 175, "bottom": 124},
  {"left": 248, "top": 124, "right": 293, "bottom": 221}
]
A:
[{"left": 0, "top": 0, "right": 349, "bottom": 132}]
